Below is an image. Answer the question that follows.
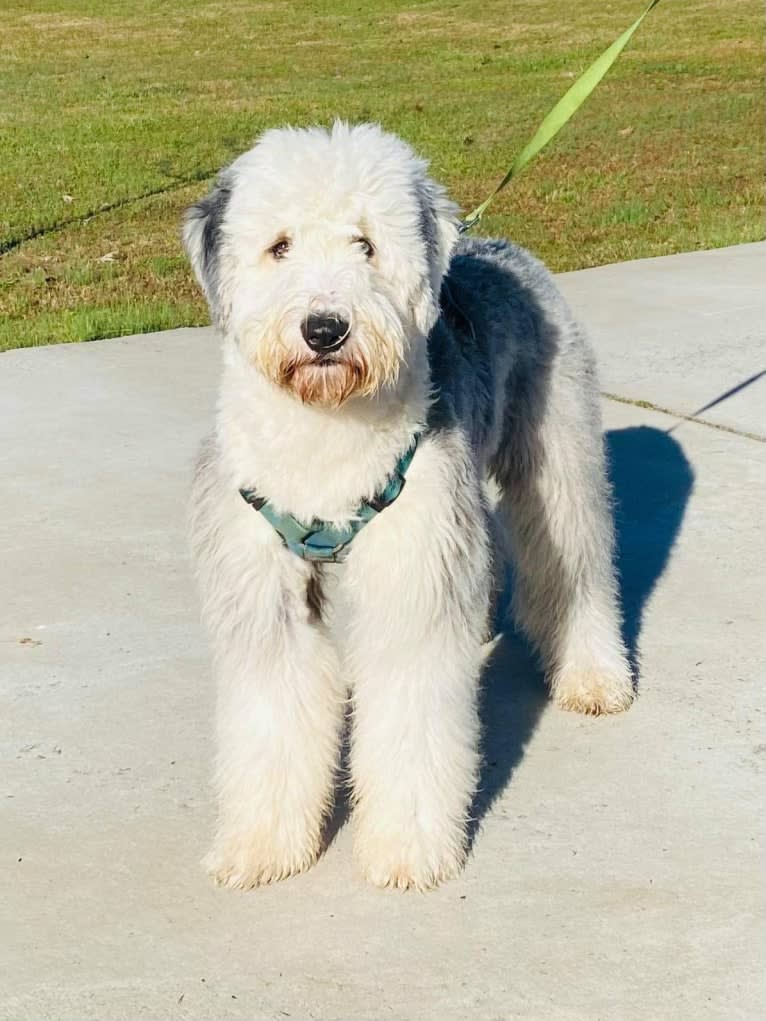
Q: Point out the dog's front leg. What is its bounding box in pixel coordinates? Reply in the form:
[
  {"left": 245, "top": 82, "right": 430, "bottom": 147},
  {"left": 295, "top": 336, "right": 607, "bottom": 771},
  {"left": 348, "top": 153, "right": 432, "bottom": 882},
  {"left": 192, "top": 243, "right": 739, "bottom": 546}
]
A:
[
  {"left": 196, "top": 512, "right": 344, "bottom": 889},
  {"left": 344, "top": 435, "right": 491, "bottom": 890}
]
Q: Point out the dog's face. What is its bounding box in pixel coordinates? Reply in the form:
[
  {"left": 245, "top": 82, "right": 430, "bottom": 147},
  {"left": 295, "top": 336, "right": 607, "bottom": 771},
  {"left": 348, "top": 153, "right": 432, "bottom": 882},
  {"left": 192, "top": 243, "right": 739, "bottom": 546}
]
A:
[{"left": 184, "top": 123, "right": 459, "bottom": 407}]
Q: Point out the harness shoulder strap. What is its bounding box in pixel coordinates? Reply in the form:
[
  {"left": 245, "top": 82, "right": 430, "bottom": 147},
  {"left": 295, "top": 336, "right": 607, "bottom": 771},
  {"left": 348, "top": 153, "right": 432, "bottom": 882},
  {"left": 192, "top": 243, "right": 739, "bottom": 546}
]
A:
[{"left": 239, "top": 433, "right": 420, "bottom": 562}]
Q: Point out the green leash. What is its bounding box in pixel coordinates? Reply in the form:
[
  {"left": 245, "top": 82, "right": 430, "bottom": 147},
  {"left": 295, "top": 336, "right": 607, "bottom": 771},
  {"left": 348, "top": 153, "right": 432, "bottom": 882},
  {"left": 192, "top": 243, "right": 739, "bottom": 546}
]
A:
[{"left": 460, "top": 0, "right": 662, "bottom": 233}]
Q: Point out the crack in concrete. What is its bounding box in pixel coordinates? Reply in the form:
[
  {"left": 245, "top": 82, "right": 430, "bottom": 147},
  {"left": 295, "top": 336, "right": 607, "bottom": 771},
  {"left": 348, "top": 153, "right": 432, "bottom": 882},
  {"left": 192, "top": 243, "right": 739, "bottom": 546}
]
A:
[{"left": 603, "top": 391, "right": 765, "bottom": 443}]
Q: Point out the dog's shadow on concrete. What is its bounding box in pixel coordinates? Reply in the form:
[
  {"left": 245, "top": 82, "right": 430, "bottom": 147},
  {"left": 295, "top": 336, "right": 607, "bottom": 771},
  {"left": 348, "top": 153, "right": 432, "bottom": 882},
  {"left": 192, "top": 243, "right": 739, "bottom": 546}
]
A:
[
  {"left": 469, "top": 424, "right": 695, "bottom": 840},
  {"left": 326, "top": 425, "right": 694, "bottom": 852}
]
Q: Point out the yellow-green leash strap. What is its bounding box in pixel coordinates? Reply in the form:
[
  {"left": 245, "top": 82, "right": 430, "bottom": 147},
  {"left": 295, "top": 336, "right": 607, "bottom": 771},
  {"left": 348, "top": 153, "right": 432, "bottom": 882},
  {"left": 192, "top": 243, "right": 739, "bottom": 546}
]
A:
[{"left": 460, "top": 0, "right": 663, "bottom": 233}]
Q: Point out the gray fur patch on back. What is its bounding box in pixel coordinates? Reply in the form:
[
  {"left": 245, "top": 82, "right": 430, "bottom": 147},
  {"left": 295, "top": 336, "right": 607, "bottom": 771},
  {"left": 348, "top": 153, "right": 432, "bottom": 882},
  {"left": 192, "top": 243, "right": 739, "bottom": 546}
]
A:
[{"left": 428, "top": 237, "right": 573, "bottom": 461}]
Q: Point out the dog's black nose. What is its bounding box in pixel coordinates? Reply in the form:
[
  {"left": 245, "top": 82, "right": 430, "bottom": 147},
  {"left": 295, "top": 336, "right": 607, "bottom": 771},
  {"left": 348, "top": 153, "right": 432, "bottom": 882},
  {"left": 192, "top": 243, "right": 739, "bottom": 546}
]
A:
[{"left": 301, "top": 313, "right": 349, "bottom": 352}]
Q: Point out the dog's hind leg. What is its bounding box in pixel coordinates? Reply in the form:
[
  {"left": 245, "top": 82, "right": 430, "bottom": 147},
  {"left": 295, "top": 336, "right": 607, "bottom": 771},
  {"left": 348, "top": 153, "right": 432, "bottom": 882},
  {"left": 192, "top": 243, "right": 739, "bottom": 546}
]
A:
[{"left": 494, "top": 341, "right": 634, "bottom": 716}]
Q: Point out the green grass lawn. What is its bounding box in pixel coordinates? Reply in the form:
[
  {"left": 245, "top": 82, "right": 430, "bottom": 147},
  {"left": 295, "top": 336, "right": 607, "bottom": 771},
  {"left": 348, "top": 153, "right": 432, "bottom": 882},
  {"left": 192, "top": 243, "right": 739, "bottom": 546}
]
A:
[{"left": 1, "top": 0, "right": 763, "bottom": 351}]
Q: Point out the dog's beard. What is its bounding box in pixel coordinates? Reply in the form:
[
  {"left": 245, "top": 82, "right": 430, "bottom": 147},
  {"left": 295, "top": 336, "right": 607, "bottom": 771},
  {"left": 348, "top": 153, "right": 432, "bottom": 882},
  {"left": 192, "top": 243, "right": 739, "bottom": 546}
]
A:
[{"left": 280, "top": 356, "right": 371, "bottom": 407}]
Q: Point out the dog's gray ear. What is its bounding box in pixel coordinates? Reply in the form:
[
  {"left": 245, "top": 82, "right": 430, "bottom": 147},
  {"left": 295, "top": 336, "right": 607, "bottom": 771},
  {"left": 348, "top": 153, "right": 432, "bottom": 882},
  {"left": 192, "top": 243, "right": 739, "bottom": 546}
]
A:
[
  {"left": 183, "top": 172, "right": 232, "bottom": 315},
  {"left": 413, "top": 174, "right": 460, "bottom": 335}
]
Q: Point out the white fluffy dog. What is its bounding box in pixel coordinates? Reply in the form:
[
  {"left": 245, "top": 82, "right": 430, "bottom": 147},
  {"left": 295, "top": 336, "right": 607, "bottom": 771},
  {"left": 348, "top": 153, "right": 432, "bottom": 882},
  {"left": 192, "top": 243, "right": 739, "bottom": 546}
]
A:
[{"left": 184, "top": 122, "right": 633, "bottom": 891}]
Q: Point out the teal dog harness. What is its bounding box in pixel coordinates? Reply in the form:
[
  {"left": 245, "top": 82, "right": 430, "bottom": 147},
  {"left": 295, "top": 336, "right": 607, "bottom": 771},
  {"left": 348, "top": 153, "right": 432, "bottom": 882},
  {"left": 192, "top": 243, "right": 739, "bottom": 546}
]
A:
[{"left": 240, "top": 435, "right": 419, "bottom": 563}]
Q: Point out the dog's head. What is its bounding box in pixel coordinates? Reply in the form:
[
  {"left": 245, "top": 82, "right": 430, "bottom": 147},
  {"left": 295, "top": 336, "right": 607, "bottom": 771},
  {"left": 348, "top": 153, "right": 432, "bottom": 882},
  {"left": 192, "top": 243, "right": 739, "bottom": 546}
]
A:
[{"left": 183, "top": 122, "right": 459, "bottom": 407}]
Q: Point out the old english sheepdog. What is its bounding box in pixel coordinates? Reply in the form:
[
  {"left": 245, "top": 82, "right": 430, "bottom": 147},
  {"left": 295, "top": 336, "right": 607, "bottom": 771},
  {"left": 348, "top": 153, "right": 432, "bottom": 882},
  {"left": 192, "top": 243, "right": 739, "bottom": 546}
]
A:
[{"left": 184, "top": 122, "right": 634, "bottom": 891}]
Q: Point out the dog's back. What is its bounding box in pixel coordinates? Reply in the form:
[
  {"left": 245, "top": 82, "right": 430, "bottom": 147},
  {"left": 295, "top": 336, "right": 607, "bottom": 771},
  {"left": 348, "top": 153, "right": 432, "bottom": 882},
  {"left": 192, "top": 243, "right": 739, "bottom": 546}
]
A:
[{"left": 430, "top": 236, "right": 597, "bottom": 484}]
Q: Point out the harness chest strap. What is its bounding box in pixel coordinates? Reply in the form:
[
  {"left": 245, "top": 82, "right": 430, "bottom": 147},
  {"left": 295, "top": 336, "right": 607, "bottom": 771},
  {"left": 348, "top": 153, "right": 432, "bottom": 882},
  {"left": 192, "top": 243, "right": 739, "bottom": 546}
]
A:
[{"left": 239, "top": 434, "right": 420, "bottom": 563}]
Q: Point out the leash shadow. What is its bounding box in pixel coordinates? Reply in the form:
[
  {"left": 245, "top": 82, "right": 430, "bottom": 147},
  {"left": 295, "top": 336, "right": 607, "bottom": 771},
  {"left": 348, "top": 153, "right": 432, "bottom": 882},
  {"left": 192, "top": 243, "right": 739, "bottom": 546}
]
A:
[{"left": 470, "top": 424, "right": 694, "bottom": 842}]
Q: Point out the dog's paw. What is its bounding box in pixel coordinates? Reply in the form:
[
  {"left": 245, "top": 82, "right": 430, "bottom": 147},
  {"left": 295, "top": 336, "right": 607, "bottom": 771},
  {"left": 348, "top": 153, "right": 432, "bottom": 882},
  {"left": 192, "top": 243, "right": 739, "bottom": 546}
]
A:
[
  {"left": 360, "top": 858, "right": 462, "bottom": 892},
  {"left": 354, "top": 828, "right": 466, "bottom": 892},
  {"left": 552, "top": 667, "right": 634, "bottom": 716},
  {"left": 204, "top": 833, "right": 319, "bottom": 890}
]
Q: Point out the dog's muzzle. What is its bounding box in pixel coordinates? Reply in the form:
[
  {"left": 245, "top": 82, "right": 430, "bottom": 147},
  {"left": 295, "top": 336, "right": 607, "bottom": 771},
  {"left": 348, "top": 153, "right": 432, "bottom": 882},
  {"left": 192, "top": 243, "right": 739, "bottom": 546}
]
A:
[{"left": 300, "top": 313, "right": 350, "bottom": 353}]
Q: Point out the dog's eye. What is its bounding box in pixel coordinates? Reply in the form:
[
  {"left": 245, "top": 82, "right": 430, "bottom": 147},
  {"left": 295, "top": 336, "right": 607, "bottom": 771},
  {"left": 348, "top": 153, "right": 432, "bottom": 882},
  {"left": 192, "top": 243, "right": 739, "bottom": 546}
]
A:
[
  {"left": 268, "top": 238, "right": 291, "bottom": 260},
  {"left": 353, "top": 236, "right": 374, "bottom": 259}
]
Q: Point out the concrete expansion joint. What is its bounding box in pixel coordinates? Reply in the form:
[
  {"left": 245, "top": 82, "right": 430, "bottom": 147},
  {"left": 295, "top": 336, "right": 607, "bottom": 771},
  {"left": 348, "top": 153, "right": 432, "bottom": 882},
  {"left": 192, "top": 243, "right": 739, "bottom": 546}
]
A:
[{"left": 602, "top": 391, "right": 766, "bottom": 443}]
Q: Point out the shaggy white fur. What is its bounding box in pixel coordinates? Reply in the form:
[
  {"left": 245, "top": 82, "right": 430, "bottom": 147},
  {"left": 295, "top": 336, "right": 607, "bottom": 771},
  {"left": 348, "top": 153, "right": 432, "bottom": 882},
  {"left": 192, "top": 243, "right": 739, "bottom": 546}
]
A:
[{"left": 184, "top": 122, "right": 633, "bottom": 892}]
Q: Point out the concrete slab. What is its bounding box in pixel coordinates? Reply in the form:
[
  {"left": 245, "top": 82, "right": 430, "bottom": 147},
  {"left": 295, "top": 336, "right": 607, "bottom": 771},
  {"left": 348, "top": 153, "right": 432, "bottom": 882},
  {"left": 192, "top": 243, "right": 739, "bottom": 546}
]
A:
[
  {"left": 558, "top": 242, "right": 766, "bottom": 439},
  {"left": 2, "top": 258, "right": 765, "bottom": 1020}
]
